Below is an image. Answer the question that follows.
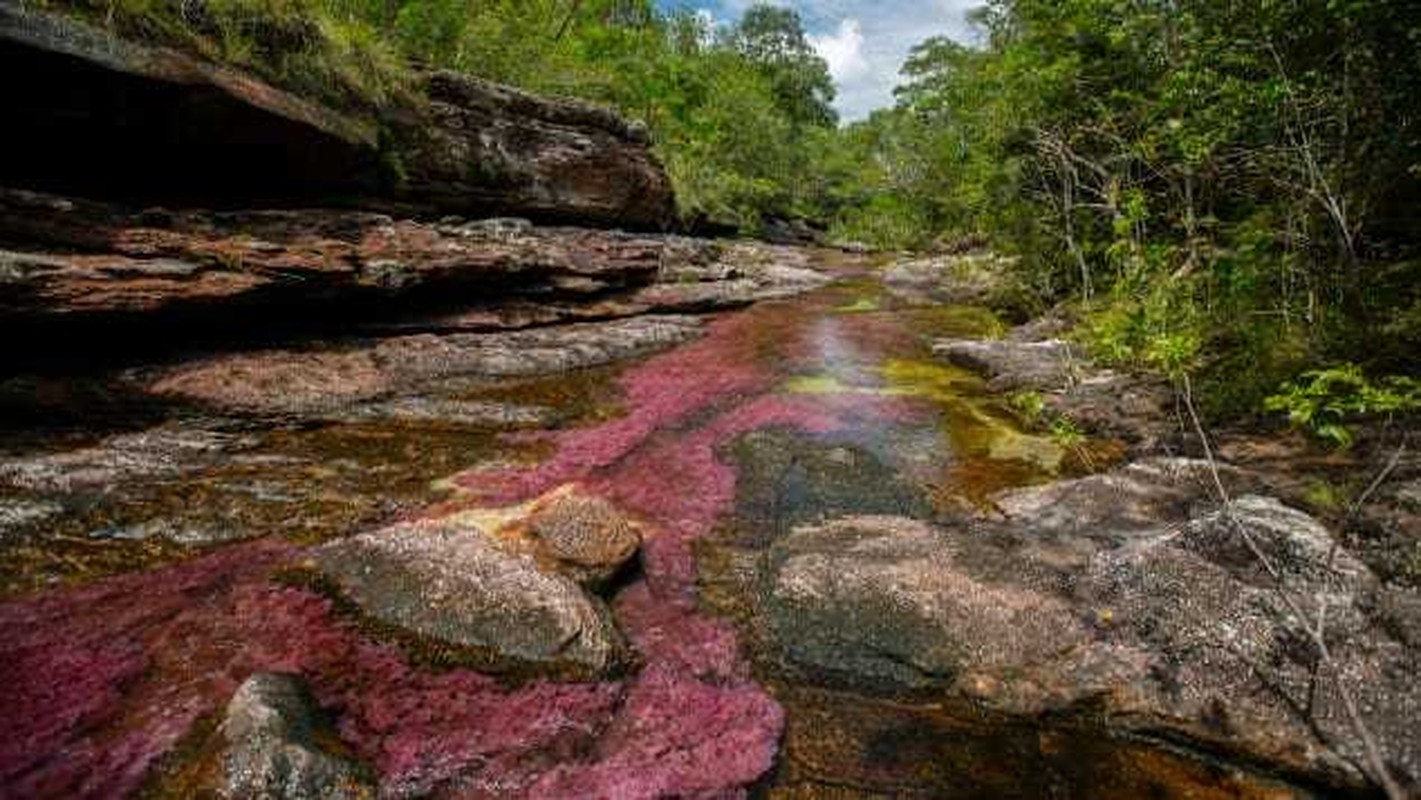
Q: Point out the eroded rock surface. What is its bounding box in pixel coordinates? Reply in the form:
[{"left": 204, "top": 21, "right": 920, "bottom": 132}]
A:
[
  {"left": 146, "top": 315, "right": 706, "bottom": 415},
  {"left": 754, "top": 461, "right": 1421, "bottom": 793},
  {"left": 216, "top": 673, "right": 376, "bottom": 800},
  {"left": 313, "top": 513, "right": 630, "bottom": 678}
]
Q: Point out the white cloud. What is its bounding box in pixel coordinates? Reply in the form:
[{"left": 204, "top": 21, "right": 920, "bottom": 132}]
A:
[
  {"left": 809, "top": 18, "right": 869, "bottom": 83},
  {"left": 664, "top": 0, "right": 981, "bottom": 120}
]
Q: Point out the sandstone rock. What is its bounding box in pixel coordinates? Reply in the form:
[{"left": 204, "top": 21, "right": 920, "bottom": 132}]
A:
[
  {"left": 391, "top": 71, "right": 675, "bottom": 228},
  {"left": 0, "top": 426, "right": 251, "bottom": 493},
  {"left": 324, "top": 396, "right": 558, "bottom": 428},
  {"left": 313, "top": 514, "right": 630, "bottom": 678},
  {"left": 0, "top": 189, "right": 665, "bottom": 321},
  {"left": 761, "top": 515, "right": 1089, "bottom": 691},
  {"left": 754, "top": 467, "right": 1421, "bottom": 792},
  {"left": 934, "top": 334, "right": 1175, "bottom": 450},
  {"left": 147, "top": 315, "right": 705, "bottom": 415},
  {"left": 0, "top": 499, "right": 63, "bottom": 537},
  {"left": 525, "top": 489, "right": 641, "bottom": 587},
  {"left": 884, "top": 252, "right": 1016, "bottom": 306},
  {"left": 933, "top": 338, "right": 1081, "bottom": 392},
  {"left": 217, "top": 673, "right": 375, "bottom": 800}
]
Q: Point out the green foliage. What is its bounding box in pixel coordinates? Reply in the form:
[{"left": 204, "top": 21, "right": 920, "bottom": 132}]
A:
[
  {"left": 1006, "top": 390, "right": 1047, "bottom": 427},
  {"left": 62, "top": 0, "right": 410, "bottom": 109},
  {"left": 1264, "top": 365, "right": 1421, "bottom": 447}
]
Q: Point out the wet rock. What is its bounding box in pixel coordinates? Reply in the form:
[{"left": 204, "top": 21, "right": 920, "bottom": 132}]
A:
[
  {"left": 217, "top": 673, "right": 375, "bottom": 800},
  {"left": 991, "top": 457, "right": 1227, "bottom": 539},
  {"left": 761, "top": 515, "right": 1089, "bottom": 691},
  {"left": 147, "top": 315, "right": 705, "bottom": 415},
  {"left": 313, "top": 513, "right": 630, "bottom": 678},
  {"left": 89, "top": 518, "right": 253, "bottom": 547},
  {"left": 0, "top": 426, "right": 252, "bottom": 492},
  {"left": 324, "top": 397, "right": 558, "bottom": 428},
  {"left": 0, "top": 498, "right": 63, "bottom": 536},
  {"left": 525, "top": 488, "right": 641, "bottom": 587}
]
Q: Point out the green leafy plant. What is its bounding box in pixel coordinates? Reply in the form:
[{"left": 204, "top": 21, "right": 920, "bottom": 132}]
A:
[{"left": 1264, "top": 364, "right": 1421, "bottom": 447}]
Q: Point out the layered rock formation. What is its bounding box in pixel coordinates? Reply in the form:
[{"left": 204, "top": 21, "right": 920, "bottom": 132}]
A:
[{"left": 0, "top": 3, "right": 673, "bottom": 227}]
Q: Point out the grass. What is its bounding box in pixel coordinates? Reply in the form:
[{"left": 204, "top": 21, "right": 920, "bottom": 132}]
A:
[{"left": 40, "top": 0, "right": 412, "bottom": 111}]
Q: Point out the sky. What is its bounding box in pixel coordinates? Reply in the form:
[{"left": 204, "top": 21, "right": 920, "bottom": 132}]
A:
[{"left": 657, "top": 1, "right": 981, "bottom": 122}]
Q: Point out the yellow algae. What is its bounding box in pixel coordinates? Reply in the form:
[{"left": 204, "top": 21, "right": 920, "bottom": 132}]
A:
[
  {"left": 834, "top": 297, "right": 881, "bottom": 313},
  {"left": 783, "top": 357, "right": 1067, "bottom": 476}
]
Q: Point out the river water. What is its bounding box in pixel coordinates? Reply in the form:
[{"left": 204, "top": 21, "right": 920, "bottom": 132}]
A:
[{"left": 0, "top": 251, "right": 1311, "bottom": 798}]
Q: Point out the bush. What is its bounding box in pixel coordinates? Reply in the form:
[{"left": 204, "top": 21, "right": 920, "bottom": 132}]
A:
[{"left": 1264, "top": 364, "right": 1421, "bottom": 447}]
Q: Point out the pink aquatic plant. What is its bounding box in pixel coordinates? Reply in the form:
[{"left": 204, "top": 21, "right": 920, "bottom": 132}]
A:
[{"left": 0, "top": 288, "right": 935, "bottom": 798}]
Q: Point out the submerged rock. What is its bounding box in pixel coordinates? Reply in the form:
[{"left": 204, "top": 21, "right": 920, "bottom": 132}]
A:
[
  {"left": 313, "top": 513, "right": 630, "bottom": 678},
  {"left": 217, "top": 673, "right": 375, "bottom": 800}
]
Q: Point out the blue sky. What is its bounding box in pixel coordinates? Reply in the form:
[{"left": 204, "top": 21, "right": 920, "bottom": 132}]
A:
[{"left": 656, "top": 1, "right": 981, "bottom": 121}]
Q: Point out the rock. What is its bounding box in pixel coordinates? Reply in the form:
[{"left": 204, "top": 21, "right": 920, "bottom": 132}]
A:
[
  {"left": 313, "top": 513, "right": 630, "bottom": 678},
  {"left": 0, "top": 4, "right": 379, "bottom": 208},
  {"left": 991, "top": 457, "right": 1227, "bottom": 539},
  {"left": 147, "top": 315, "right": 705, "bottom": 415},
  {"left": 760, "top": 217, "right": 825, "bottom": 247},
  {"left": 390, "top": 71, "right": 676, "bottom": 228},
  {"left": 0, "top": 426, "right": 251, "bottom": 493},
  {"left": 884, "top": 252, "right": 1016, "bottom": 305},
  {"left": 325, "top": 397, "right": 558, "bottom": 428},
  {"left": 754, "top": 463, "right": 1421, "bottom": 792},
  {"left": 0, "top": 499, "right": 63, "bottom": 536},
  {"left": 934, "top": 334, "right": 1175, "bottom": 451},
  {"left": 933, "top": 338, "right": 1081, "bottom": 392},
  {"left": 761, "top": 515, "right": 1089, "bottom": 691},
  {"left": 0, "top": 189, "right": 666, "bottom": 322},
  {"left": 217, "top": 673, "right": 375, "bottom": 800},
  {"left": 524, "top": 488, "right": 641, "bottom": 587},
  {"left": 0, "top": 6, "right": 674, "bottom": 228}
]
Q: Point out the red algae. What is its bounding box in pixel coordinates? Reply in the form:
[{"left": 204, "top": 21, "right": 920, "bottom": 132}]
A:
[{"left": 0, "top": 280, "right": 962, "bottom": 799}]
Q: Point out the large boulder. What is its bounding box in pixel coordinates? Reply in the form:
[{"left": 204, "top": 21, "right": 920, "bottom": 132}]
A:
[
  {"left": 313, "top": 513, "right": 631, "bottom": 678},
  {"left": 755, "top": 461, "right": 1421, "bottom": 793},
  {"left": 390, "top": 71, "right": 675, "bottom": 228}
]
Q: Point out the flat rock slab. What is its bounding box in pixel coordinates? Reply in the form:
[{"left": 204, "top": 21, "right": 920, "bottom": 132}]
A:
[
  {"left": 313, "top": 513, "right": 630, "bottom": 678},
  {"left": 147, "top": 315, "right": 706, "bottom": 415}
]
